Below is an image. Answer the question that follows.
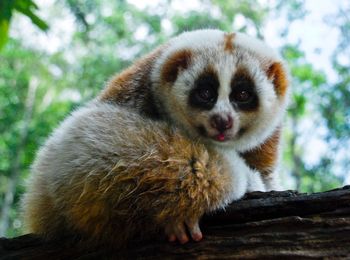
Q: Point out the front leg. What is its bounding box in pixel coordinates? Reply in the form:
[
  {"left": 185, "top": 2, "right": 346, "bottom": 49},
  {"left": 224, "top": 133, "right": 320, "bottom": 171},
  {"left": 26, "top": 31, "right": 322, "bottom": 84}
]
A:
[
  {"left": 102, "top": 134, "right": 235, "bottom": 246},
  {"left": 149, "top": 149, "right": 233, "bottom": 244},
  {"left": 221, "top": 149, "right": 266, "bottom": 202},
  {"left": 246, "top": 166, "right": 266, "bottom": 192}
]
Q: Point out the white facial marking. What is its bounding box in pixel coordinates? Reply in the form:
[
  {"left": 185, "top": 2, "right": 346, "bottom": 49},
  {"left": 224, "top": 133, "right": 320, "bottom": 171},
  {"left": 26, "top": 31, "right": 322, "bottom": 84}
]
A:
[{"left": 211, "top": 56, "right": 235, "bottom": 118}]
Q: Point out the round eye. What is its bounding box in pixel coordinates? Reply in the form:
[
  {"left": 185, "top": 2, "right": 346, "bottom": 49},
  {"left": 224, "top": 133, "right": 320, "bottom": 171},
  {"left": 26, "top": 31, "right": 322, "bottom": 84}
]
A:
[
  {"left": 231, "top": 90, "right": 253, "bottom": 103},
  {"left": 196, "top": 88, "right": 214, "bottom": 102}
]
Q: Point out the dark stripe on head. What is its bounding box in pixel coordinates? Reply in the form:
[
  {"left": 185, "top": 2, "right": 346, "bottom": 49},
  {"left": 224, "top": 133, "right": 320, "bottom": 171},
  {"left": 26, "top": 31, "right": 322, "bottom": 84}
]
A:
[
  {"left": 189, "top": 66, "right": 219, "bottom": 110},
  {"left": 230, "top": 67, "right": 259, "bottom": 111},
  {"left": 161, "top": 49, "right": 192, "bottom": 84},
  {"left": 267, "top": 62, "right": 288, "bottom": 97},
  {"left": 224, "top": 33, "right": 235, "bottom": 52}
]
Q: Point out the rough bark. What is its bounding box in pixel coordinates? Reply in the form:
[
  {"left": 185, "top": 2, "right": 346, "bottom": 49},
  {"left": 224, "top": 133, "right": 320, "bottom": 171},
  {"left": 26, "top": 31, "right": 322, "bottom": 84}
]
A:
[{"left": 1, "top": 186, "right": 350, "bottom": 259}]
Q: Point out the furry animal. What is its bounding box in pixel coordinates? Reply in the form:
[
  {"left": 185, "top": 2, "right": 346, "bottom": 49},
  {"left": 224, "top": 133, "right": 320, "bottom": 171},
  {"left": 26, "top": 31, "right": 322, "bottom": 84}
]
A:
[
  {"left": 101, "top": 29, "right": 289, "bottom": 191},
  {"left": 22, "top": 29, "right": 289, "bottom": 247},
  {"left": 22, "top": 103, "right": 232, "bottom": 246}
]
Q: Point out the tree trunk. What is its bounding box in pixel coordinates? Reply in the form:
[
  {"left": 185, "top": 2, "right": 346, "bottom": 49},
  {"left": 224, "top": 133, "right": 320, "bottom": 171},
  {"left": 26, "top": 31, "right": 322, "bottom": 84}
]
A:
[{"left": 1, "top": 186, "right": 350, "bottom": 259}]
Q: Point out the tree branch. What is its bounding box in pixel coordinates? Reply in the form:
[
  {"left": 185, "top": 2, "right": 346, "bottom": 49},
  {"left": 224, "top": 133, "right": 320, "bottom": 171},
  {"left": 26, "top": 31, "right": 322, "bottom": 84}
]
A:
[{"left": 1, "top": 186, "right": 350, "bottom": 259}]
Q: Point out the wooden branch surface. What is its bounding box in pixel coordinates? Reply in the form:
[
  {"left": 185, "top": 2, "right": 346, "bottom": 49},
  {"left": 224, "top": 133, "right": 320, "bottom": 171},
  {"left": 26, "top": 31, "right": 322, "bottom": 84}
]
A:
[{"left": 1, "top": 186, "right": 350, "bottom": 259}]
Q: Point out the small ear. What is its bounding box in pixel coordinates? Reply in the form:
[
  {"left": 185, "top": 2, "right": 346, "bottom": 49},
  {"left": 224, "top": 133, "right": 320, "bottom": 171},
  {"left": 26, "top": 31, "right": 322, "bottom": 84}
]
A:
[
  {"left": 267, "top": 62, "right": 288, "bottom": 97},
  {"left": 161, "top": 49, "right": 192, "bottom": 84}
]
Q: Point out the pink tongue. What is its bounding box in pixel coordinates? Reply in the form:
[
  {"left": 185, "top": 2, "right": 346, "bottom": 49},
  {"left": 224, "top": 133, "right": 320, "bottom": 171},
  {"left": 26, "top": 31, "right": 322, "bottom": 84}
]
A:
[{"left": 217, "top": 133, "right": 225, "bottom": 141}]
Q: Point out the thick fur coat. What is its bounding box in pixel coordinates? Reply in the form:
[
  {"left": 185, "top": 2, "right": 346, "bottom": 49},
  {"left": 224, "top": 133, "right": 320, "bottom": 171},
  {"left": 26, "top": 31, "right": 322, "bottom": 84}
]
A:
[{"left": 22, "top": 29, "right": 289, "bottom": 247}]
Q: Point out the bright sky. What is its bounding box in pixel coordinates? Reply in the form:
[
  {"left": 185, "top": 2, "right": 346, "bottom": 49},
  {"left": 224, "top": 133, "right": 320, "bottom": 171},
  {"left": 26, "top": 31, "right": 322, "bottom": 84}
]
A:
[{"left": 265, "top": 0, "right": 343, "bottom": 82}]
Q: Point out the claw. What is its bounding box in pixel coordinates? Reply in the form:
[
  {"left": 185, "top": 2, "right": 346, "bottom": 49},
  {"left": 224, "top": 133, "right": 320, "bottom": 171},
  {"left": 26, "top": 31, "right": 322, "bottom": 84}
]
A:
[
  {"left": 186, "top": 219, "right": 203, "bottom": 242},
  {"left": 168, "top": 234, "right": 176, "bottom": 242},
  {"left": 178, "top": 234, "right": 189, "bottom": 244},
  {"left": 165, "top": 222, "right": 189, "bottom": 244},
  {"left": 165, "top": 219, "right": 203, "bottom": 244},
  {"left": 174, "top": 222, "right": 189, "bottom": 244}
]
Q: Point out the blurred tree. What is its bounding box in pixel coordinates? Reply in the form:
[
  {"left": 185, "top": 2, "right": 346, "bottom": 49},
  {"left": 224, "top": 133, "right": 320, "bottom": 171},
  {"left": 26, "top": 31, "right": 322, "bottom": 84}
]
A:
[
  {"left": 282, "top": 44, "right": 343, "bottom": 191},
  {"left": 0, "top": 40, "right": 73, "bottom": 236},
  {"left": 275, "top": 1, "right": 345, "bottom": 192},
  {"left": 320, "top": 6, "right": 350, "bottom": 176},
  {"left": 54, "top": 0, "right": 270, "bottom": 98}
]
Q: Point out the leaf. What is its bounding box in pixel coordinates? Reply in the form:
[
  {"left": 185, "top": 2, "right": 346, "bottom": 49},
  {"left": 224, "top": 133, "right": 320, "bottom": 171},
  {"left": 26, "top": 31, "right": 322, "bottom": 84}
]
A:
[
  {"left": 0, "top": 20, "right": 9, "bottom": 51},
  {"left": 21, "top": 9, "right": 49, "bottom": 31},
  {"left": 14, "top": 0, "right": 49, "bottom": 31}
]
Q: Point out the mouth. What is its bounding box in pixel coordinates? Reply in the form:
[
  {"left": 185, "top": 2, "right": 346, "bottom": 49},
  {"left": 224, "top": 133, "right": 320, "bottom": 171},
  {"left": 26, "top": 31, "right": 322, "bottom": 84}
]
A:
[
  {"left": 196, "top": 125, "right": 233, "bottom": 143},
  {"left": 213, "top": 132, "right": 234, "bottom": 142},
  {"left": 215, "top": 133, "right": 226, "bottom": 142}
]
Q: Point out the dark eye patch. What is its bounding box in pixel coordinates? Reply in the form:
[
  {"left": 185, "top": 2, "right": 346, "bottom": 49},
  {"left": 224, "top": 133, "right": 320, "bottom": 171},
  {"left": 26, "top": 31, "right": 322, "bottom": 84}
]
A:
[
  {"left": 230, "top": 68, "right": 259, "bottom": 111},
  {"left": 189, "top": 68, "right": 219, "bottom": 110}
]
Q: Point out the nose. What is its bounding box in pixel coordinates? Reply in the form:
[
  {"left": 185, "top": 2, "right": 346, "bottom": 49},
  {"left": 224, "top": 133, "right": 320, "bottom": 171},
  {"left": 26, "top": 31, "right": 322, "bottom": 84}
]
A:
[{"left": 210, "top": 115, "right": 233, "bottom": 132}]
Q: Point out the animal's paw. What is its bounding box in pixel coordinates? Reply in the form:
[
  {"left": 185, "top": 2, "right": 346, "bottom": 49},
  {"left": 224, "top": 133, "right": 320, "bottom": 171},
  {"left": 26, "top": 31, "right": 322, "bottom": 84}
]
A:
[{"left": 164, "top": 217, "right": 202, "bottom": 244}]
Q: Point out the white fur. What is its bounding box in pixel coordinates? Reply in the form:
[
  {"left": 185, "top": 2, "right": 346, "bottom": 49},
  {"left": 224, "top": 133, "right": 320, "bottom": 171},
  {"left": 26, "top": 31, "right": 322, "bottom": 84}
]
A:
[
  {"left": 234, "top": 32, "right": 280, "bottom": 60},
  {"left": 219, "top": 149, "right": 266, "bottom": 204}
]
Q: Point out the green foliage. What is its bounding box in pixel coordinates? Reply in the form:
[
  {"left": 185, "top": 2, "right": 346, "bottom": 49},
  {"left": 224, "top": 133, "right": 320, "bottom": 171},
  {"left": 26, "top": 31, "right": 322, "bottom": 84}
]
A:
[
  {"left": 0, "top": 19, "right": 9, "bottom": 50},
  {"left": 0, "top": 0, "right": 48, "bottom": 51},
  {"left": 281, "top": 39, "right": 344, "bottom": 193},
  {"left": 300, "top": 158, "right": 343, "bottom": 193},
  {"left": 0, "top": 39, "right": 73, "bottom": 236},
  {"left": 172, "top": 11, "right": 223, "bottom": 32},
  {"left": 14, "top": 0, "right": 49, "bottom": 30},
  {"left": 320, "top": 6, "right": 350, "bottom": 145},
  {"left": 212, "top": 0, "right": 268, "bottom": 36}
]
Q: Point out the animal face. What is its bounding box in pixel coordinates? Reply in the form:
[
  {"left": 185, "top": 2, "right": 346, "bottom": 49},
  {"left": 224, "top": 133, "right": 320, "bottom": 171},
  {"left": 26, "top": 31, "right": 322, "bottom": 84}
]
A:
[{"left": 152, "top": 30, "right": 289, "bottom": 152}]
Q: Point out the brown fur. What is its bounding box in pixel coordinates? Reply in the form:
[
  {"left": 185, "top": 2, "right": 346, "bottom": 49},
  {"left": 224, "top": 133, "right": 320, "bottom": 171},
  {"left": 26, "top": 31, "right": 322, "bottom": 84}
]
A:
[
  {"left": 160, "top": 49, "right": 193, "bottom": 84},
  {"left": 101, "top": 47, "right": 161, "bottom": 102},
  {"left": 99, "top": 46, "right": 164, "bottom": 118},
  {"left": 242, "top": 128, "right": 280, "bottom": 176},
  {"left": 223, "top": 33, "right": 235, "bottom": 52},
  {"left": 267, "top": 62, "right": 289, "bottom": 97},
  {"left": 239, "top": 62, "right": 287, "bottom": 172},
  {"left": 23, "top": 127, "right": 232, "bottom": 248}
]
